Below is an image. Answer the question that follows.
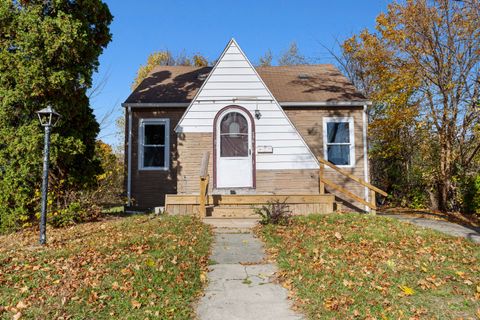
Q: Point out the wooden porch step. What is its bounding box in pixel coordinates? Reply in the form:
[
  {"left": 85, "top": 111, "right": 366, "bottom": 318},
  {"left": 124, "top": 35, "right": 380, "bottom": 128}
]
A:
[
  {"left": 207, "top": 205, "right": 258, "bottom": 218},
  {"left": 165, "top": 194, "right": 336, "bottom": 216}
]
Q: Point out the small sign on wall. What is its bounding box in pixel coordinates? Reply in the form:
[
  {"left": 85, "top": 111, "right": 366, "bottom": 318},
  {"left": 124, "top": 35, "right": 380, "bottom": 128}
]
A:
[{"left": 257, "top": 145, "right": 273, "bottom": 153}]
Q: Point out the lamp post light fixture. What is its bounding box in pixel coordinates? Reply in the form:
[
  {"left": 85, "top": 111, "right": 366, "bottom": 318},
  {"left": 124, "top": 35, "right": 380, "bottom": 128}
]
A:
[{"left": 36, "top": 106, "right": 61, "bottom": 245}]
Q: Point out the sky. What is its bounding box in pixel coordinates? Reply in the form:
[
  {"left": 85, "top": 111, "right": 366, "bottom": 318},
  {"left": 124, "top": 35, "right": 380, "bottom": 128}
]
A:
[{"left": 90, "top": 0, "right": 389, "bottom": 148}]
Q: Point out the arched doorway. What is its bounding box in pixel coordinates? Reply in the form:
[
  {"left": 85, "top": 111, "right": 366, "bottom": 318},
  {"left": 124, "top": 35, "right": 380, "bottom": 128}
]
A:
[{"left": 214, "top": 106, "right": 255, "bottom": 188}]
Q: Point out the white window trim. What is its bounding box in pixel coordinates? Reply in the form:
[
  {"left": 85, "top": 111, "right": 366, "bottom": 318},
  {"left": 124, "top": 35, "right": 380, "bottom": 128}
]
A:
[
  {"left": 323, "top": 117, "right": 355, "bottom": 168},
  {"left": 138, "top": 118, "right": 170, "bottom": 171}
]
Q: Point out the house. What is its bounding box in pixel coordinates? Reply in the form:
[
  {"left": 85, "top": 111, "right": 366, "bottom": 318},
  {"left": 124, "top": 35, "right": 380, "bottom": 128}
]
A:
[{"left": 122, "top": 39, "right": 386, "bottom": 216}]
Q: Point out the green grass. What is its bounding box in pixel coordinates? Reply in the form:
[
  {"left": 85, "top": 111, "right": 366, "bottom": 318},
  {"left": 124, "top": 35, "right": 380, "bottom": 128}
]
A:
[
  {"left": 258, "top": 213, "right": 480, "bottom": 319},
  {"left": 0, "top": 215, "right": 212, "bottom": 319}
]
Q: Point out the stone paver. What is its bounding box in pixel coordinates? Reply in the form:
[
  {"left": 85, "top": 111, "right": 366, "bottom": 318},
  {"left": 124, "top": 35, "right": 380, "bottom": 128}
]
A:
[
  {"left": 382, "top": 214, "right": 480, "bottom": 243},
  {"left": 203, "top": 218, "right": 259, "bottom": 233},
  {"left": 196, "top": 223, "right": 303, "bottom": 320}
]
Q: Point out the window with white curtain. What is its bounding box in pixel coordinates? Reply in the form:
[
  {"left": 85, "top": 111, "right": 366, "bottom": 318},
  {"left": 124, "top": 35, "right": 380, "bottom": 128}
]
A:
[
  {"left": 323, "top": 117, "right": 355, "bottom": 167},
  {"left": 139, "top": 118, "right": 170, "bottom": 170}
]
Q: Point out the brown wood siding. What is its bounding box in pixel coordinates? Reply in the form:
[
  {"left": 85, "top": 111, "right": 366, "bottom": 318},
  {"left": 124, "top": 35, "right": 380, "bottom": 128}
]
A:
[
  {"left": 285, "top": 107, "right": 368, "bottom": 211},
  {"left": 177, "top": 133, "right": 214, "bottom": 194},
  {"left": 256, "top": 170, "right": 319, "bottom": 194},
  {"left": 128, "top": 108, "right": 185, "bottom": 209}
]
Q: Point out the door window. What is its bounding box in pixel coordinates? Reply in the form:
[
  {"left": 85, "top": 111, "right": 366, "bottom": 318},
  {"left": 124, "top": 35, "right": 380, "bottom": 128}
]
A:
[{"left": 220, "top": 112, "right": 248, "bottom": 157}]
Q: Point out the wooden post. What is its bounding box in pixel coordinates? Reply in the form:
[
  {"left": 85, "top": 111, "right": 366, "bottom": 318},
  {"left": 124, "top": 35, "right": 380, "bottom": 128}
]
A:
[
  {"left": 370, "top": 190, "right": 376, "bottom": 215},
  {"left": 319, "top": 163, "right": 325, "bottom": 194},
  {"left": 198, "top": 151, "right": 210, "bottom": 218},
  {"left": 199, "top": 177, "right": 208, "bottom": 217}
]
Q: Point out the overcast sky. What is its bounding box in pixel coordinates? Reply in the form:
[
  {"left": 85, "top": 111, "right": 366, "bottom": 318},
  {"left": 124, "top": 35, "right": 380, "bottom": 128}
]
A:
[{"left": 90, "top": 0, "right": 389, "bottom": 148}]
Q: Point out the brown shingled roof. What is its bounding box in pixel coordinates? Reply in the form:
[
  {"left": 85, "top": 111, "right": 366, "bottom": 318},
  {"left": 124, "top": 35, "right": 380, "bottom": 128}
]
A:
[{"left": 124, "top": 64, "right": 366, "bottom": 104}]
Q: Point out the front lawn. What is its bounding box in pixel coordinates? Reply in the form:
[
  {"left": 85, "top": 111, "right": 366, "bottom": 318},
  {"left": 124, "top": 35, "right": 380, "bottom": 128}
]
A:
[
  {"left": 0, "top": 215, "right": 212, "bottom": 319},
  {"left": 259, "top": 214, "right": 480, "bottom": 319}
]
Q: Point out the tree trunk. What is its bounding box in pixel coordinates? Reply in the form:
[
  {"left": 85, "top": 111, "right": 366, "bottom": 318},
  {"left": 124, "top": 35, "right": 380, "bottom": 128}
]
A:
[
  {"left": 437, "top": 132, "right": 453, "bottom": 212},
  {"left": 428, "top": 190, "right": 439, "bottom": 211}
]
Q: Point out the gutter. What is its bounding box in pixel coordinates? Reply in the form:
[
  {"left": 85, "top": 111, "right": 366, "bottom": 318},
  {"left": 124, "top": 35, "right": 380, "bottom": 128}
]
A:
[
  {"left": 127, "top": 106, "right": 132, "bottom": 207},
  {"left": 122, "top": 102, "right": 189, "bottom": 108},
  {"left": 121, "top": 101, "right": 373, "bottom": 108},
  {"left": 281, "top": 101, "right": 372, "bottom": 107},
  {"left": 362, "top": 104, "right": 370, "bottom": 212}
]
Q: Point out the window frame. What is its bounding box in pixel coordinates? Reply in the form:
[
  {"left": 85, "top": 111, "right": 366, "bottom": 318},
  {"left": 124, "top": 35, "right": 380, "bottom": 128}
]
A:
[
  {"left": 323, "top": 117, "right": 355, "bottom": 168},
  {"left": 138, "top": 118, "right": 170, "bottom": 171}
]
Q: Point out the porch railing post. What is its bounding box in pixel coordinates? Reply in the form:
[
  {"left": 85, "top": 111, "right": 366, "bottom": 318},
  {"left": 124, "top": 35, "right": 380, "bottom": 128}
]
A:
[
  {"left": 370, "top": 190, "right": 376, "bottom": 215},
  {"left": 199, "top": 151, "right": 210, "bottom": 217},
  {"left": 319, "top": 163, "right": 325, "bottom": 194}
]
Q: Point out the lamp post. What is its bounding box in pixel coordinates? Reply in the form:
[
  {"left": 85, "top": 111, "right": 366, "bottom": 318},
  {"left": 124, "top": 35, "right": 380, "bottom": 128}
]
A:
[{"left": 36, "top": 106, "right": 61, "bottom": 245}]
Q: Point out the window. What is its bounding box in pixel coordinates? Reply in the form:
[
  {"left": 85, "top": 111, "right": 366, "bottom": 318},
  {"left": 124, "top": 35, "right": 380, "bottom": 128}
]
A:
[
  {"left": 323, "top": 117, "right": 355, "bottom": 167},
  {"left": 139, "top": 119, "right": 170, "bottom": 170},
  {"left": 219, "top": 112, "right": 249, "bottom": 157}
]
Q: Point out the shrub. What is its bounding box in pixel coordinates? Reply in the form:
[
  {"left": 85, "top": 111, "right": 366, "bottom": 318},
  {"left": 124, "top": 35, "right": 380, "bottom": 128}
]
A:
[
  {"left": 462, "top": 174, "right": 480, "bottom": 215},
  {"left": 254, "top": 199, "right": 292, "bottom": 225},
  {"left": 49, "top": 200, "right": 101, "bottom": 228}
]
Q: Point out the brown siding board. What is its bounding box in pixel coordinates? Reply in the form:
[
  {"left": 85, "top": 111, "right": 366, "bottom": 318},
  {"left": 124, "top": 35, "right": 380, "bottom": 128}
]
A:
[
  {"left": 129, "top": 108, "right": 186, "bottom": 209},
  {"left": 285, "top": 107, "right": 367, "bottom": 211}
]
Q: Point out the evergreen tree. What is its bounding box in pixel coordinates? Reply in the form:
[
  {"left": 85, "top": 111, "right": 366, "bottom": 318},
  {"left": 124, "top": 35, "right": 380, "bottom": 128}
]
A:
[{"left": 0, "top": 0, "right": 113, "bottom": 231}]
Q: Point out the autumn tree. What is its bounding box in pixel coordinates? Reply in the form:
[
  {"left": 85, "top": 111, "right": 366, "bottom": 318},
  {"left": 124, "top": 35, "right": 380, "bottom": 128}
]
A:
[
  {"left": 340, "top": 0, "right": 480, "bottom": 212},
  {"left": 0, "top": 0, "right": 112, "bottom": 231},
  {"left": 278, "top": 42, "right": 308, "bottom": 66},
  {"left": 132, "top": 51, "right": 209, "bottom": 89},
  {"left": 258, "top": 49, "right": 273, "bottom": 66}
]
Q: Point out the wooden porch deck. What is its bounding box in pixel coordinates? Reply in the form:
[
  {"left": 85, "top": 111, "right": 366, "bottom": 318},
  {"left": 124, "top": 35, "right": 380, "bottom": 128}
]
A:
[
  {"left": 165, "top": 194, "right": 336, "bottom": 217},
  {"left": 165, "top": 151, "right": 387, "bottom": 218}
]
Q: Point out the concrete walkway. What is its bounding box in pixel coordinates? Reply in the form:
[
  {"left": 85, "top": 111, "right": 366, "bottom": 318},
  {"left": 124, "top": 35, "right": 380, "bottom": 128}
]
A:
[
  {"left": 381, "top": 214, "right": 480, "bottom": 243},
  {"left": 196, "top": 220, "right": 303, "bottom": 320}
]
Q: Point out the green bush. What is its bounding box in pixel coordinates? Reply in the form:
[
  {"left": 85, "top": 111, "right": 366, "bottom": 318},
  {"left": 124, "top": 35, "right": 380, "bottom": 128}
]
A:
[
  {"left": 49, "top": 200, "right": 101, "bottom": 228},
  {"left": 462, "top": 175, "right": 480, "bottom": 215}
]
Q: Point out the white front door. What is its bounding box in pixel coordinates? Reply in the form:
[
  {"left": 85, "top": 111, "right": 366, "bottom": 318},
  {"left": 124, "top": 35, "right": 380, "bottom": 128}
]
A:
[{"left": 216, "top": 108, "right": 253, "bottom": 188}]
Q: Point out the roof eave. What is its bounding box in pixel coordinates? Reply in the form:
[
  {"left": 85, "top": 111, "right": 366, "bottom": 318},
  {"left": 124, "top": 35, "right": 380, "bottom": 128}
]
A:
[
  {"left": 122, "top": 100, "right": 372, "bottom": 108},
  {"left": 121, "top": 102, "right": 190, "bottom": 108},
  {"left": 280, "top": 101, "right": 372, "bottom": 107}
]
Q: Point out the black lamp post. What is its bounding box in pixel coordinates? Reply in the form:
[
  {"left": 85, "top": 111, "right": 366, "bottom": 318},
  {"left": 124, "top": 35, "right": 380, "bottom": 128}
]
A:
[{"left": 36, "top": 106, "right": 61, "bottom": 245}]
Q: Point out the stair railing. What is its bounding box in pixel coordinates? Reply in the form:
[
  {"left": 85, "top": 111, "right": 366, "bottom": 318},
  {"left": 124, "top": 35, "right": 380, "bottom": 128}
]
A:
[
  {"left": 317, "top": 156, "right": 387, "bottom": 214},
  {"left": 199, "top": 151, "right": 210, "bottom": 217}
]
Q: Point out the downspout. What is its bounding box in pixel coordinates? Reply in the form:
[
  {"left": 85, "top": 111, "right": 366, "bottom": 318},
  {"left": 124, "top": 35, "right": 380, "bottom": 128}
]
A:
[
  {"left": 362, "top": 104, "right": 370, "bottom": 212},
  {"left": 127, "top": 106, "right": 132, "bottom": 207}
]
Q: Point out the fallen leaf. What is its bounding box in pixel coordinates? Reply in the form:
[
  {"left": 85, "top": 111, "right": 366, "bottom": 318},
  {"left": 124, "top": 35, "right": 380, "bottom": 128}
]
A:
[
  {"left": 200, "top": 272, "right": 207, "bottom": 283},
  {"left": 131, "top": 299, "right": 141, "bottom": 309},
  {"left": 111, "top": 281, "right": 119, "bottom": 290},
  {"left": 334, "top": 232, "right": 342, "bottom": 240},
  {"left": 399, "top": 285, "right": 415, "bottom": 296},
  {"left": 13, "top": 312, "right": 22, "bottom": 320},
  {"left": 145, "top": 258, "right": 155, "bottom": 267},
  {"left": 15, "top": 301, "right": 27, "bottom": 310}
]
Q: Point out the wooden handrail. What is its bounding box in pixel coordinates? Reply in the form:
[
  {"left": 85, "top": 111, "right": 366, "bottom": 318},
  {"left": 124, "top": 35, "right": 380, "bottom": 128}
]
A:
[
  {"left": 317, "top": 156, "right": 386, "bottom": 214},
  {"left": 199, "top": 151, "right": 210, "bottom": 217},
  {"left": 199, "top": 151, "right": 210, "bottom": 178},
  {"left": 317, "top": 157, "right": 387, "bottom": 197},
  {"left": 322, "top": 178, "right": 375, "bottom": 209}
]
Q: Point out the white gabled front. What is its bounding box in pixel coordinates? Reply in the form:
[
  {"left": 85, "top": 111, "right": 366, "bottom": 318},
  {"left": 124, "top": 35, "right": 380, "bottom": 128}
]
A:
[{"left": 176, "top": 39, "right": 318, "bottom": 171}]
